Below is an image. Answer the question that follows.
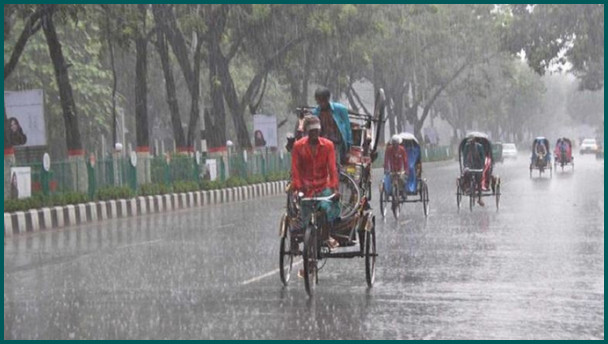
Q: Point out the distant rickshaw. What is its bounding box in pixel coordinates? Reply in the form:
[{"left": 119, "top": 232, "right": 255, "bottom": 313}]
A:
[
  {"left": 379, "top": 132, "right": 430, "bottom": 219},
  {"left": 554, "top": 138, "right": 574, "bottom": 172},
  {"left": 530, "top": 137, "right": 552, "bottom": 178},
  {"left": 456, "top": 132, "right": 501, "bottom": 211}
]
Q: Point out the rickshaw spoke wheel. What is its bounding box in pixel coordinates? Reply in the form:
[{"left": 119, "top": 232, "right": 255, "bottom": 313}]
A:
[
  {"left": 469, "top": 176, "right": 476, "bottom": 212},
  {"left": 456, "top": 179, "right": 462, "bottom": 211},
  {"left": 279, "top": 214, "right": 293, "bottom": 286},
  {"left": 422, "top": 181, "right": 429, "bottom": 217},
  {"left": 379, "top": 185, "right": 387, "bottom": 218},
  {"left": 365, "top": 216, "right": 376, "bottom": 287},
  {"left": 303, "top": 225, "right": 318, "bottom": 297},
  {"left": 495, "top": 183, "right": 501, "bottom": 211},
  {"left": 391, "top": 179, "right": 400, "bottom": 219}
]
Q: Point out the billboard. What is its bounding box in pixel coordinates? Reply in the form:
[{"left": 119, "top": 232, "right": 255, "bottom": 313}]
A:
[
  {"left": 4, "top": 89, "right": 46, "bottom": 147},
  {"left": 253, "top": 114, "right": 277, "bottom": 148},
  {"left": 10, "top": 167, "right": 32, "bottom": 199}
]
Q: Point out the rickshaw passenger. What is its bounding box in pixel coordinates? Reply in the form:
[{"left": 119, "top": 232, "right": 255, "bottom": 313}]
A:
[
  {"left": 312, "top": 87, "right": 352, "bottom": 167},
  {"left": 536, "top": 142, "right": 547, "bottom": 159},
  {"left": 402, "top": 138, "right": 420, "bottom": 193},
  {"left": 291, "top": 115, "right": 341, "bottom": 249},
  {"left": 559, "top": 139, "right": 569, "bottom": 161},
  {"left": 463, "top": 138, "right": 485, "bottom": 206},
  {"left": 383, "top": 135, "right": 408, "bottom": 195}
]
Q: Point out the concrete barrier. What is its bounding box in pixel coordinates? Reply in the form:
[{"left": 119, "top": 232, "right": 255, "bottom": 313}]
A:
[{"left": 4, "top": 180, "right": 288, "bottom": 237}]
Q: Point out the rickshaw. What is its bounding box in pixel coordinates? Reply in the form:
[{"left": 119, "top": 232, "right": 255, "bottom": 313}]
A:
[
  {"left": 456, "top": 132, "right": 501, "bottom": 211},
  {"left": 379, "top": 132, "right": 430, "bottom": 219},
  {"left": 279, "top": 89, "right": 386, "bottom": 296},
  {"left": 554, "top": 138, "right": 574, "bottom": 172},
  {"left": 530, "top": 137, "right": 552, "bottom": 178}
]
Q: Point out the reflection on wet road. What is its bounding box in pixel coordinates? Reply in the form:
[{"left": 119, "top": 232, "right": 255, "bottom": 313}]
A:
[{"left": 4, "top": 154, "right": 604, "bottom": 339}]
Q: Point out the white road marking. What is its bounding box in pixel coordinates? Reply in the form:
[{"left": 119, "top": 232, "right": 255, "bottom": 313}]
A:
[
  {"left": 117, "top": 239, "right": 162, "bottom": 250},
  {"left": 241, "top": 259, "right": 303, "bottom": 286}
]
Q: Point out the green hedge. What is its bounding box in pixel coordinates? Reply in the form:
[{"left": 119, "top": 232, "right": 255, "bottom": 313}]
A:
[
  {"left": 97, "top": 186, "right": 135, "bottom": 201},
  {"left": 139, "top": 183, "right": 170, "bottom": 196},
  {"left": 4, "top": 192, "right": 89, "bottom": 213},
  {"left": 173, "top": 181, "right": 200, "bottom": 193}
]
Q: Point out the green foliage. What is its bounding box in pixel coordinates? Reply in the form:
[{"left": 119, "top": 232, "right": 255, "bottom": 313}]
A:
[
  {"left": 4, "top": 12, "right": 117, "bottom": 157},
  {"left": 246, "top": 174, "right": 265, "bottom": 184},
  {"left": 139, "top": 183, "right": 170, "bottom": 196},
  {"left": 4, "top": 192, "right": 90, "bottom": 212},
  {"left": 265, "top": 171, "right": 289, "bottom": 182},
  {"left": 173, "top": 181, "right": 200, "bottom": 193},
  {"left": 504, "top": 4, "right": 604, "bottom": 91},
  {"left": 49, "top": 192, "right": 88, "bottom": 206},
  {"left": 4, "top": 196, "right": 44, "bottom": 213},
  {"left": 96, "top": 186, "right": 135, "bottom": 201},
  {"left": 225, "top": 176, "right": 247, "bottom": 188},
  {"left": 201, "top": 180, "right": 225, "bottom": 190}
]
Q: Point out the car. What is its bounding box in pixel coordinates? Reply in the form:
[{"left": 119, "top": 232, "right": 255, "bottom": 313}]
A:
[
  {"left": 580, "top": 138, "right": 598, "bottom": 155},
  {"left": 502, "top": 143, "right": 518, "bottom": 159}
]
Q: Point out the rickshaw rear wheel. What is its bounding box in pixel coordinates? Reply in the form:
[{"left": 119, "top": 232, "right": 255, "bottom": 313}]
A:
[
  {"left": 421, "top": 180, "right": 430, "bottom": 217},
  {"left": 279, "top": 214, "right": 293, "bottom": 286},
  {"left": 495, "top": 182, "right": 501, "bottom": 211},
  {"left": 379, "top": 184, "right": 387, "bottom": 218},
  {"left": 456, "top": 178, "right": 462, "bottom": 211},
  {"left": 469, "top": 175, "right": 476, "bottom": 212},
  {"left": 303, "top": 225, "right": 318, "bottom": 297},
  {"left": 392, "top": 185, "right": 400, "bottom": 219},
  {"left": 365, "top": 216, "right": 377, "bottom": 287}
]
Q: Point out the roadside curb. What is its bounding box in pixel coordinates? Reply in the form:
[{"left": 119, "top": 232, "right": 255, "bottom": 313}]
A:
[{"left": 4, "top": 180, "right": 288, "bottom": 237}]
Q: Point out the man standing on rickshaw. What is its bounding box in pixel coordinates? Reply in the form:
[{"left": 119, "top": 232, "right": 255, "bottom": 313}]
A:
[
  {"left": 291, "top": 115, "right": 341, "bottom": 255},
  {"left": 383, "top": 135, "right": 408, "bottom": 199},
  {"left": 312, "top": 87, "right": 352, "bottom": 167},
  {"left": 463, "top": 137, "right": 485, "bottom": 206}
]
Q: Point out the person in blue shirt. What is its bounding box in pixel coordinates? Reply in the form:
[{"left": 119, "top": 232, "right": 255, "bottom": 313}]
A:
[{"left": 312, "top": 87, "right": 352, "bottom": 167}]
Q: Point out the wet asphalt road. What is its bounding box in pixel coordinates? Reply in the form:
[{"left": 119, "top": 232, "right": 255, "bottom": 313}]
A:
[{"left": 4, "top": 153, "right": 604, "bottom": 339}]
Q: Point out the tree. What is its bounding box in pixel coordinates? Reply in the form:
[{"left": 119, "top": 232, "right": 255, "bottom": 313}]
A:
[
  {"left": 372, "top": 4, "right": 501, "bottom": 140},
  {"left": 504, "top": 4, "right": 604, "bottom": 91},
  {"left": 4, "top": 5, "right": 45, "bottom": 151},
  {"left": 41, "top": 4, "right": 83, "bottom": 153},
  {"left": 5, "top": 5, "right": 118, "bottom": 157}
]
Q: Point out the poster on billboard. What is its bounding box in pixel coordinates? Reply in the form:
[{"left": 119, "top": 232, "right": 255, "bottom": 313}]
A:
[
  {"left": 205, "top": 159, "right": 217, "bottom": 181},
  {"left": 10, "top": 167, "right": 32, "bottom": 199},
  {"left": 253, "top": 114, "right": 277, "bottom": 148},
  {"left": 4, "top": 89, "right": 46, "bottom": 147}
]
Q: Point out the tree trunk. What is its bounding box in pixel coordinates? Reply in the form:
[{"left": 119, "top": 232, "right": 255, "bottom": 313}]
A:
[
  {"left": 216, "top": 52, "right": 252, "bottom": 149},
  {"left": 41, "top": 7, "right": 82, "bottom": 152},
  {"left": 152, "top": 5, "right": 201, "bottom": 150},
  {"left": 155, "top": 29, "right": 186, "bottom": 148},
  {"left": 134, "top": 6, "right": 149, "bottom": 149},
  {"left": 186, "top": 37, "right": 203, "bottom": 149},
  {"left": 206, "top": 45, "right": 227, "bottom": 150},
  {"left": 104, "top": 7, "right": 118, "bottom": 147},
  {"left": 4, "top": 7, "right": 43, "bottom": 80}
]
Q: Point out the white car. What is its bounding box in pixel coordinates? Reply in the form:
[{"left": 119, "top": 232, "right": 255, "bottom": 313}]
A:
[
  {"left": 502, "top": 143, "right": 518, "bottom": 159},
  {"left": 580, "top": 138, "right": 598, "bottom": 155}
]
